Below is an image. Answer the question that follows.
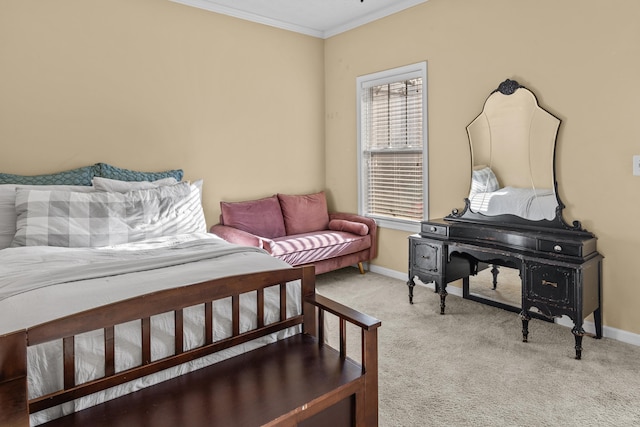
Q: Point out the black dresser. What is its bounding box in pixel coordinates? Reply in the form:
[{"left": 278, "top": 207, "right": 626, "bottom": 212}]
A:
[
  {"left": 408, "top": 79, "right": 604, "bottom": 359},
  {"left": 408, "top": 218, "right": 602, "bottom": 359}
]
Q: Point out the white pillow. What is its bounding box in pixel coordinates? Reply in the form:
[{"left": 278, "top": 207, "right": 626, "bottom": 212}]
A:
[
  {"left": 11, "top": 182, "right": 206, "bottom": 248},
  {"left": 191, "top": 179, "right": 204, "bottom": 202},
  {"left": 0, "top": 184, "right": 93, "bottom": 250},
  {"left": 91, "top": 176, "right": 178, "bottom": 192},
  {"left": 470, "top": 166, "right": 500, "bottom": 198}
]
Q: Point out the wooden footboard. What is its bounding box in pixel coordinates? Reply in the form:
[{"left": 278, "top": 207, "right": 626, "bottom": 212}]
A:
[
  {"left": 0, "top": 330, "right": 28, "bottom": 427},
  {"left": 0, "top": 265, "right": 380, "bottom": 426}
]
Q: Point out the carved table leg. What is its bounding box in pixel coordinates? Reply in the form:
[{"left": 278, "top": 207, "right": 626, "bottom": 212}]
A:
[
  {"left": 572, "top": 326, "right": 584, "bottom": 360},
  {"left": 491, "top": 265, "right": 499, "bottom": 290},
  {"left": 519, "top": 310, "right": 530, "bottom": 342},
  {"left": 439, "top": 282, "right": 448, "bottom": 315},
  {"left": 407, "top": 278, "right": 415, "bottom": 304}
]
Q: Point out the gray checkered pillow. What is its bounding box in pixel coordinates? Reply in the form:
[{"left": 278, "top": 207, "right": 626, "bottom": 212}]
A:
[
  {"left": 11, "top": 182, "right": 206, "bottom": 247},
  {"left": 470, "top": 166, "right": 500, "bottom": 198}
]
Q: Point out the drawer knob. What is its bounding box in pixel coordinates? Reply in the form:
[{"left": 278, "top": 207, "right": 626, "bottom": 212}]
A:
[
  {"left": 430, "top": 226, "right": 437, "bottom": 232},
  {"left": 554, "top": 245, "right": 562, "bottom": 252}
]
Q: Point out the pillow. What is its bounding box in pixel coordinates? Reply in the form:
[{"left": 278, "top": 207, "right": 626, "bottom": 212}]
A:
[
  {"left": 92, "top": 176, "right": 178, "bottom": 192},
  {"left": 328, "top": 219, "right": 369, "bottom": 236},
  {"left": 220, "top": 195, "right": 286, "bottom": 239},
  {"left": 470, "top": 166, "right": 500, "bottom": 198},
  {"left": 191, "top": 179, "right": 204, "bottom": 202},
  {"left": 0, "top": 184, "right": 93, "bottom": 250},
  {"left": 95, "top": 163, "right": 184, "bottom": 182},
  {"left": 277, "top": 192, "right": 329, "bottom": 235},
  {"left": 0, "top": 165, "right": 96, "bottom": 186},
  {"left": 11, "top": 182, "right": 205, "bottom": 247}
]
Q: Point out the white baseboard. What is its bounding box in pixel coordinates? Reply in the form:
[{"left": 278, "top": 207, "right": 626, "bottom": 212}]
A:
[
  {"left": 368, "top": 265, "right": 640, "bottom": 348},
  {"left": 369, "top": 264, "right": 408, "bottom": 281}
]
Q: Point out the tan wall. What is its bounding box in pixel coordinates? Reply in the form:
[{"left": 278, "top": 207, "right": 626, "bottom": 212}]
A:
[
  {"left": 325, "top": 0, "right": 640, "bottom": 333},
  {"left": 2, "top": 0, "right": 640, "bottom": 335},
  {"left": 0, "top": 0, "right": 326, "bottom": 226}
]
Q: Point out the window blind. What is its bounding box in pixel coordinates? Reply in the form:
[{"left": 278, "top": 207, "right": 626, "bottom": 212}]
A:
[{"left": 362, "top": 78, "right": 424, "bottom": 221}]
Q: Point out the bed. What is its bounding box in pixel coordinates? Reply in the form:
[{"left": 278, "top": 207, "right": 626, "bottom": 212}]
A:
[
  {"left": 468, "top": 166, "right": 557, "bottom": 221},
  {"left": 0, "top": 164, "right": 379, "bottom": 426},
  {"left": 468, "top": 186, "right": 557, "bottom": 220}
]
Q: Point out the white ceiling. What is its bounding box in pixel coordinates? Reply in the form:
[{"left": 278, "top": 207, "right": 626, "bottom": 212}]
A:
[{"left": 170, "top": 0, "right": 429, "bottom": 39}]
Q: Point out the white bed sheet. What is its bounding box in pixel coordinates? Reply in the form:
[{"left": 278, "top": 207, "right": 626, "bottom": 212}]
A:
[
  {"left": 469, "top": 186, "right": 557, "bottom": 221},
  {"left": 0, "top": 233, "right": 302, "bottom": 425}
]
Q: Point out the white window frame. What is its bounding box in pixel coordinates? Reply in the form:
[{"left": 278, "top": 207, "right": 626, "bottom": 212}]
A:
[{"left": 356, "top": 61, "right": 428, "bottom": 233}]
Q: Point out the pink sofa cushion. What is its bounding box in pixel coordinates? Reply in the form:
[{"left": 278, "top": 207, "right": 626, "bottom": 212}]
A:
[
  {"left": 278, "top": 192, "right": 330, "bottom": 235},
  {"left": 220, "top": 195, "right": 286, "bottom": 238},
  {"left": 263, "top": 230, "right": 371, "bottom": 266},
  {"left": 328, "top": 219, "right": 369, "bottom": 236}
]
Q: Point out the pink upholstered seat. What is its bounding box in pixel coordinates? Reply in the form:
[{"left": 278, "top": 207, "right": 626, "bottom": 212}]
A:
[
  {"left": 210, "top": 192, "right": 377, "bottom": 275},
  {"left": 264, "top": 231, "right": 371, "bottom": 267}
]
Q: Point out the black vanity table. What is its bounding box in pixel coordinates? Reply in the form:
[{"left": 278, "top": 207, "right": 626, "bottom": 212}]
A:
[{"left": 407, "top": 79, "right": 603, "bottom": 359}]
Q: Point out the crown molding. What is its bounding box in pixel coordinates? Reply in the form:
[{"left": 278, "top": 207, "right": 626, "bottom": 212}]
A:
[
  {"left": 170, "top": 0, "right": 428, "bottom": 39},
  {"left": 323, "top": 0, "right": 427, "bottom": 38}
]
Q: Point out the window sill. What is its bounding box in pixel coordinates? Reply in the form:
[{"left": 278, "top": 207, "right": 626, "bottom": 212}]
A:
[{"left": 371, "top": 217, "right": 421, "bottom": 233}]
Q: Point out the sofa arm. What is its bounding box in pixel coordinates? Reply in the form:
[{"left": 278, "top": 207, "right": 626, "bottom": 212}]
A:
[
  {"left": 209, "top": 224, "right": 272, "bottom": 253},
  {"left": 329, "top": 212, "right": 378, "bottom": 260}
]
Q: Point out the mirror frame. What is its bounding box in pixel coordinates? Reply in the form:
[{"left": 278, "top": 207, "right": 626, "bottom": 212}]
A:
[{"left": 446, "top": 79, "right": 590, "bottom": 235}]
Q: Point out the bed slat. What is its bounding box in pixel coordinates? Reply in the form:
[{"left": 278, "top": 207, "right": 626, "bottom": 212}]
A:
[
  {"left": 232, "top": 295, "right": 240, "bottom": 336},
  {"left": 257, "top": 288, "right": 265, "bottom": 328},
  {"left": 175, "top": 309, "right": 184, "bottom": 355},
  {"left": 318, "top": 309, "right": 325, "bottom": 346},
  {"left": 280, "top": 283, "right": 287, "bottom": 321},
  {"left": 339, "top": 318, "right": 347, "bottom": 359},
  {"left": 205, "top": 302, "right": 213, "bottom": 344},
  {"left": 63, "top": 337, "right": 74, "bottom": 389},
  {"left": 105, "top": 327, "right": 115, "bottom": 377},
  {"left": 142, "top": 318, "right": 151, "bottom": 365}
]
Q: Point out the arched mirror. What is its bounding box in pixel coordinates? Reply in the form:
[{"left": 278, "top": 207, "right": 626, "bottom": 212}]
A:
[{"left": 448, "top": 79, "right": 584, "bottom": 232}]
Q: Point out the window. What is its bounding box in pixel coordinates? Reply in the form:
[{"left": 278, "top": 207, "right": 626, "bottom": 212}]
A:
[{"left": 357, "top": 62, "right": 428, "bottom": 232}]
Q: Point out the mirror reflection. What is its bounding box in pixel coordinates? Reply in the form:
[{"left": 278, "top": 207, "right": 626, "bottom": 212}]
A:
[
  {"left": 468, "top": 266, "right": 521, "bottom": 309},
  {"left": 466, "top": 80, "right": 560, "bottom": 221}
]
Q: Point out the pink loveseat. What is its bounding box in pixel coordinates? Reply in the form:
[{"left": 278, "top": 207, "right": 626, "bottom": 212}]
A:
[{"left": 209, "top": 192, "right": 377, "bottom": 275}]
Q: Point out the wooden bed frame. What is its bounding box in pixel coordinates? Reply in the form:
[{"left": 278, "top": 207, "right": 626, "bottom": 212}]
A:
[{"left": 0, "top": 265, "right": 380, "bottom": 427}]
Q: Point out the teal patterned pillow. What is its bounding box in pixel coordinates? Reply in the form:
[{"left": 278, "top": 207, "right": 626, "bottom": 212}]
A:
[
  {"left": 96, "top": 163, "right": 183, "bottom": 182},
  {"left": 0, "top": 166, "right": 96, "bottom": 186}
]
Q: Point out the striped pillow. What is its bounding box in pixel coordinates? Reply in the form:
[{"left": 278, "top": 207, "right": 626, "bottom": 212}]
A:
[{"left": 11, "top": 182, "right": 205, "bottom": 247}]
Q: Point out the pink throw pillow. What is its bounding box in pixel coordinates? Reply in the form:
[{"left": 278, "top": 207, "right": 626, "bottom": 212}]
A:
[
  {"left": 277, "top": 192, "right": 330, "bottom": 235},
  {"left": 220, "top": 195, "right": 286, "bottom": 238},
  {"left": 328, "top": 219, "right": 369, "bottom": 236}
]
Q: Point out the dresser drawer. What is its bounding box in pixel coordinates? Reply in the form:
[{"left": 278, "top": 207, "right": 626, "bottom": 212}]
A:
[
  {"left": 538, "top": 239, "right": 582, "bottom": 257},
  {"left": 525, "top": 264, "right": 574, "bottom": 308},
  {"left": 411, "top": 240, "right": 442, "bottom": 273},
  {"left": 420, "top": 222, "right": 448, "bottom": 238}
]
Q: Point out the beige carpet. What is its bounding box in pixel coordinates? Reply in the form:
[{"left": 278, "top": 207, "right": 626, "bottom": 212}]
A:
[{"left": 315, "top": 268, "right": 640, "bottom": 427}]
